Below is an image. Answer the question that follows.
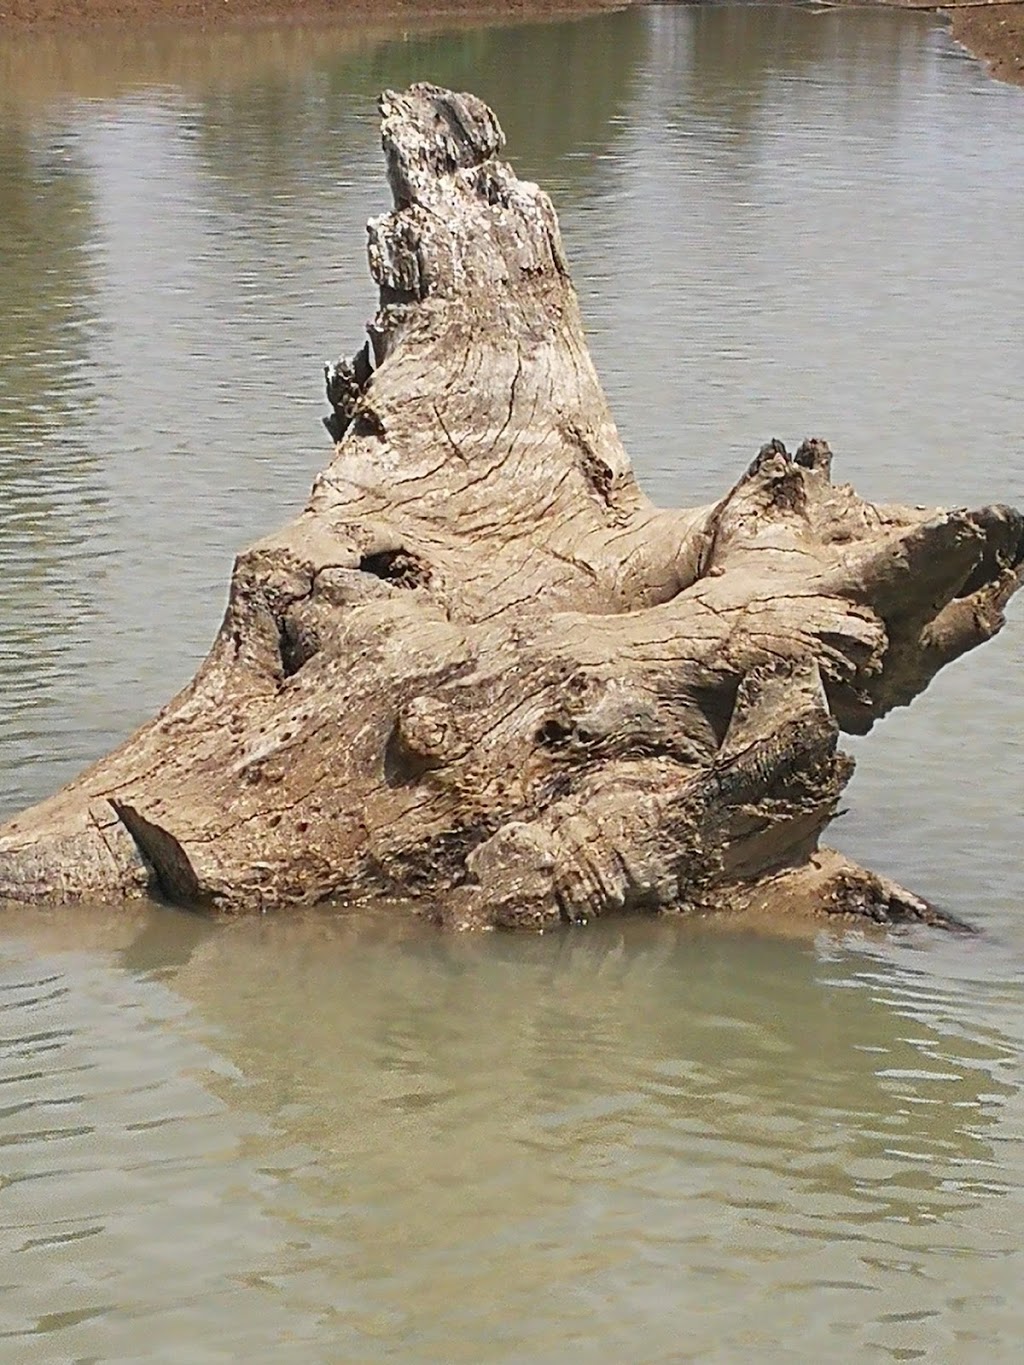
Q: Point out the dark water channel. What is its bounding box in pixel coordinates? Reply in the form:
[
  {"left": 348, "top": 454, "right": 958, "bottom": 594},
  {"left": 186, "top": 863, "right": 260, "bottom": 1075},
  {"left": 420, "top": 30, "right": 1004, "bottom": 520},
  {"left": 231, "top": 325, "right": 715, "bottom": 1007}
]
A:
[{"left": 1, "top": 4, "right": 1023, "bottom": 1359}]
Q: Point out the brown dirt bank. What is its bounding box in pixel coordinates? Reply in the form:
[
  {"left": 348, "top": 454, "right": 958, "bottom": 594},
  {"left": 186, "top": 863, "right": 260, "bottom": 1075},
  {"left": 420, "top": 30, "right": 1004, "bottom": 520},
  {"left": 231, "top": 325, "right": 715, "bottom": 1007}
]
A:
[
  {"left": 0, "top": 0, "right": 632, "bottom": 31},
  {"left": 947, "top": 2, "right": 1024, "bottom": 84},
  {"left": 1, "top": 0, "right": 1022, "bottom": 88}
]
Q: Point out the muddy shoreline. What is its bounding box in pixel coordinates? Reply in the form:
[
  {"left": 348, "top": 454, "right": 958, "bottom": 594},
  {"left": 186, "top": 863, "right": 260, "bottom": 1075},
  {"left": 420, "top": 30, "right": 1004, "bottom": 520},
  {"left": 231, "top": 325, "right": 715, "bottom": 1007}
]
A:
[
  {"left": 1, "top": 1, "right": 1022, "bottom": 87},
  {"left": 947, "top": 2, "right": 1024, "bottom": 84}
]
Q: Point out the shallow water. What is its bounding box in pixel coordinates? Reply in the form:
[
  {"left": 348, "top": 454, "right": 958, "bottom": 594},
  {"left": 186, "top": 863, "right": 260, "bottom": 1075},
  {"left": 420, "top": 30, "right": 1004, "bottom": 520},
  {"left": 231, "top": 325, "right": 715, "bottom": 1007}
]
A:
[{"left": 1, "top": 3, "right": 1023, "bottom": 1360}]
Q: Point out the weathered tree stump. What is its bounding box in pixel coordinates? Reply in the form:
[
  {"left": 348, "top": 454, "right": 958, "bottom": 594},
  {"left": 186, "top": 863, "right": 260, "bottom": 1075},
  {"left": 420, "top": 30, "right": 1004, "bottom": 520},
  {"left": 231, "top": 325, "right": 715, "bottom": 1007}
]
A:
[{"left": 2, "top": 84, "right": 1021, "bottom": 930}]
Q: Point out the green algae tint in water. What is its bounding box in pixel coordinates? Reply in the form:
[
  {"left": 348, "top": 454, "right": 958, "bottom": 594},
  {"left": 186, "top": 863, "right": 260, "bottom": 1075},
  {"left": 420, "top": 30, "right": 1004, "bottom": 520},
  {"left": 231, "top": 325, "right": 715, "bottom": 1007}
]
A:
[{"left": 1, "top": 5, "right": 1024, "bottom": 1360}]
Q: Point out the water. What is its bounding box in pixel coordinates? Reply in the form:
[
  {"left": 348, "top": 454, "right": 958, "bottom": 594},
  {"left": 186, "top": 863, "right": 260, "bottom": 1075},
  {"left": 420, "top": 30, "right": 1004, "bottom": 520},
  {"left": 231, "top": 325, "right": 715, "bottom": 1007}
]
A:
[{"left": 1, "top": 3, "right": 1023, "bottom": 1359}]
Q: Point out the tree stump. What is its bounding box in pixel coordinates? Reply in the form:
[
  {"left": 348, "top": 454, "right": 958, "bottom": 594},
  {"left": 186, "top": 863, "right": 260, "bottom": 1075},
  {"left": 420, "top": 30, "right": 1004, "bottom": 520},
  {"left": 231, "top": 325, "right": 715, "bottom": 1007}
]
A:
[{"left": 2, "top": 84, "right": 1021, "bottom": 930}]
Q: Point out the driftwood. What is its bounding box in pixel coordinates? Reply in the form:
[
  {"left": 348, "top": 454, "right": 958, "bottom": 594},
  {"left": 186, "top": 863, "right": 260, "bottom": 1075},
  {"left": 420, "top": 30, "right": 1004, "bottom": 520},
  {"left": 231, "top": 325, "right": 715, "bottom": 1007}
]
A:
[{"left": 2, "top": 84, "right": 1022, "bottom": 930}]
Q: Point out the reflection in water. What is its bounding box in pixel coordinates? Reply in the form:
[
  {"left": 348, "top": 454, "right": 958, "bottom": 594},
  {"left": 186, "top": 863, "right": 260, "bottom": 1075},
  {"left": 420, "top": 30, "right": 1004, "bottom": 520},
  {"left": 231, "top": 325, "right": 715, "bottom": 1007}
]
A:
[
  {"left": 0, "top": 125, "right": 107, "bottom": 808},
  {"left": 0, "top": 907, "right": 1023, "bottom": 1359},
  {"left": 0, "top": 922, "right": 337, "bottom": 1362},
  {"left": 1, "top": 4, "right": 1024, "bottom": 1360},
  {"left": 679, "top": 2, "right": 934, "bottom": 137},
  {"left": 191, "top": 11, "right": 647, "bottom": 196}
]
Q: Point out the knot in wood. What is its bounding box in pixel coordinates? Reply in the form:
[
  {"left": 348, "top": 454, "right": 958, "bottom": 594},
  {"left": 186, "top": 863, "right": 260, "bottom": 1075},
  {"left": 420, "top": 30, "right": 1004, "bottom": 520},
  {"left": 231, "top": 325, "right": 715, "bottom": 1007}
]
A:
[
  {"left": 467, "top": 821, "right": 557, "bottom": 885},
  {"left": 395, "top": 695, "right": 452, "bottom": 765}
]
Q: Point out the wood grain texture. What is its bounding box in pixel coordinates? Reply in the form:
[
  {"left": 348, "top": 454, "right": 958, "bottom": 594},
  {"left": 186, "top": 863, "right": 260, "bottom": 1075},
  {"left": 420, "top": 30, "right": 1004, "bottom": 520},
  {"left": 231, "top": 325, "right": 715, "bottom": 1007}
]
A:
[{"left": 2, "top": 84, "right": 1021, "bottom": 930}]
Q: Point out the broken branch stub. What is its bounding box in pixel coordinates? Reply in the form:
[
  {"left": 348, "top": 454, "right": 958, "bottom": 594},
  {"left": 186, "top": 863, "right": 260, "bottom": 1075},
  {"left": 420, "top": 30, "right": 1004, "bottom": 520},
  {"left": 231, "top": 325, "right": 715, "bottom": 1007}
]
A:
[{"left": 1, "top": 83, "right": 1021, "bottom": 931}]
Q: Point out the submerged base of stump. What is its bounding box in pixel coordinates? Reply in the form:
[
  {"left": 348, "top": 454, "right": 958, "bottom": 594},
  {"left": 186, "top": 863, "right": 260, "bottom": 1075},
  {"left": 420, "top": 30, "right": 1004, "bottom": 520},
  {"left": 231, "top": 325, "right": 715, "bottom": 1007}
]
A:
[{"left": 1, "top": 84, "right": 1021, "bottom": 931}]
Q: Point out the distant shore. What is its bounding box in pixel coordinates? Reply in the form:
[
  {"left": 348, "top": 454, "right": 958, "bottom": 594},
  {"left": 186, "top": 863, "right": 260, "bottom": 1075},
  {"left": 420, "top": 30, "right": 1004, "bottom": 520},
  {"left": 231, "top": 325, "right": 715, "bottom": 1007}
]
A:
[
  {"left": 0, "top": 0, "right": 629, "bottom": 32},
  {"left": 0, "top": 0, "right": 1021, "bottom": 88}
]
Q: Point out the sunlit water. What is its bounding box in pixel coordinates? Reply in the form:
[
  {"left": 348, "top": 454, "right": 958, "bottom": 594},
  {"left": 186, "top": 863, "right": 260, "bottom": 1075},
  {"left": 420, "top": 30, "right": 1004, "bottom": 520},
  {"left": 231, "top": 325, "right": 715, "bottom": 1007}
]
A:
[{"left": 1, "top": 4, "right": 1023, "bottom": 1360}]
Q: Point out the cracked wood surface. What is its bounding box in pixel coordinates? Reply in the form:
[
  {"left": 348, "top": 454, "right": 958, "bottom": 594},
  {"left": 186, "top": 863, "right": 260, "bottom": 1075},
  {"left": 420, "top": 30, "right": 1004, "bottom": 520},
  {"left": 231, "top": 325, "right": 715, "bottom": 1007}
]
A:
[{"left": 1, "top": 83, "right": 1021, "bottom": 931}]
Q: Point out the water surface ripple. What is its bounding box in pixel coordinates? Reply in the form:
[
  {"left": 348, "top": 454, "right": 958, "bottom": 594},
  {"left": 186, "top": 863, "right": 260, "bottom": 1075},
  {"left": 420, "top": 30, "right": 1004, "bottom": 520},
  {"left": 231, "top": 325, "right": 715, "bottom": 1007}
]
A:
[{"left": 1, "top": 4, "right": 1023, "bottom": 1360}]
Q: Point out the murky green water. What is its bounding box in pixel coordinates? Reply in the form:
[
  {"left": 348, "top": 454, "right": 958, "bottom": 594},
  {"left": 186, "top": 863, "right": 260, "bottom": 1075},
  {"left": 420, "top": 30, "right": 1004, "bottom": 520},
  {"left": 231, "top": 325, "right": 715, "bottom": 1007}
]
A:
[{"left": 1, "top": 3, "right": 1023, "bottom": 1359}]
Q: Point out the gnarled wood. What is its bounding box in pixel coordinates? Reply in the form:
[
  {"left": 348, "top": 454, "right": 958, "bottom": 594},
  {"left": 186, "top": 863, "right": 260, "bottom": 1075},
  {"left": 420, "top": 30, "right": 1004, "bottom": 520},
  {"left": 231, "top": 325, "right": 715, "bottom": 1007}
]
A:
[{"left": 2, "top": 83, "right": 1021, "bottom": 930}]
